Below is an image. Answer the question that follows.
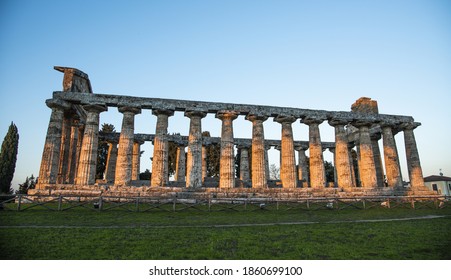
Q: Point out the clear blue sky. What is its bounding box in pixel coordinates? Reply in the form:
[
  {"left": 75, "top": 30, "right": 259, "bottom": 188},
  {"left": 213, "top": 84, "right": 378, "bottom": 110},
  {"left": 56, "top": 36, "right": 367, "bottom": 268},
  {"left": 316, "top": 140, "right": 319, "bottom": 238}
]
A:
[{"left": 1, "top": 0, "right": 450, "bottom": 189}]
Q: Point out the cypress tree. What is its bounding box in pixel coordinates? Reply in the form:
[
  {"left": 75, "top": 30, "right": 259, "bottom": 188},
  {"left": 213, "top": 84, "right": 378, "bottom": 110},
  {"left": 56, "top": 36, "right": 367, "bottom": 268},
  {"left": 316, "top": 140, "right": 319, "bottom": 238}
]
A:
[{"left": 0, "top": 122, "right": 19, "bottom": 193}]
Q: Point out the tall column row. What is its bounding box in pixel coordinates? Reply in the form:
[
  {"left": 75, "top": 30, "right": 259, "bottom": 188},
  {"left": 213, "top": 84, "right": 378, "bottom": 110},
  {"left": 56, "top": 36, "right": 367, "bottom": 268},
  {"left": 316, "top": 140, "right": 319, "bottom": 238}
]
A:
[{"left": 38, "top": 99, "right": 427, "bottom": 192}]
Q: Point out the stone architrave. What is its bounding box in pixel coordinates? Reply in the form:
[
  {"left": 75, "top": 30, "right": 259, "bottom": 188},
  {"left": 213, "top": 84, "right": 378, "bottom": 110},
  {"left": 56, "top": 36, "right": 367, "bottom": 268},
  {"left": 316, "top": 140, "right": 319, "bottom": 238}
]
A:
[
  {"left": 380, "top": 122, "right": 403, "bottom": 188},
  {"left": 328, "top": 119, "right": 355, "bottom": 190},
  {"left": 67, "top": 117, "right": 80, "bottom": 184},
  {"left": 150, "top": 109, "right": 174, "bottom": 187},
  {"left": 216, "top": 111, "right": 239, "bottom": 189},
  {"left": 175, "top": 144, "right": 186, "bottom": 182},
  {"left": 38, "top": 99, "right": 71, "bottom": 186},
  {"left": 185, "top": 111, "right": 207, "bottom": 188},
  {"left": 301, "top": 116, "right": 326, "bottom": 189},
  {"left": 246, "top": 114, "right": 268, "bottom": 188},
  {"left": 294, "top": 145, "right": 309, "bottom": 186},
  {"left": 274, "top": 115, "right": 297, "bottom": 188},
  {"left": 352, "top": 120, "right": 378, "bottom": 189},
  {"left": 132, "top": 140, "right": 143, "bottom": 181},
  {"left": 115, "top": 106, "right": 141, "bottom": 186},
  {"left": 238, "top": 145, "right": 250, "bottom": 182},
  {"left": 401, "top": 122, "right": 426, "bottom": 191},
  {"left": 104, "top": 139, "right": 118, "bottom": 183},
  {"left": 75, "top": 104, "right": 107, "bottom": 185},
  {"left": 371, "top": 132, "right": 385, "bottom": 188}
]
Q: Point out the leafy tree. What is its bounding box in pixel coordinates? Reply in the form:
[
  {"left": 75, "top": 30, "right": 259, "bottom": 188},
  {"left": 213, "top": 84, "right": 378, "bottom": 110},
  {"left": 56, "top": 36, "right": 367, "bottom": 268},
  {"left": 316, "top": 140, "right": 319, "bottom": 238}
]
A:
[
  {"left": 0, "top": 122, "right": 19, "bottom": 194},
  {"left": 16, "top": 174, "right": 36, "bottom": 194},
  {"left": 269, "top": 163, "right": 280, "bottom": 180},
  {"left": 324, "top": 160, "right": 335, "bottom": 183},
  {"left": 139, "top": 169, "right": 151, "bottom": 180},
  {"left": 202, "top": 131, "right": 220, "bottom": 178},
  {"left": 96, "top": 123, "right": 115, "bottom": 179}
]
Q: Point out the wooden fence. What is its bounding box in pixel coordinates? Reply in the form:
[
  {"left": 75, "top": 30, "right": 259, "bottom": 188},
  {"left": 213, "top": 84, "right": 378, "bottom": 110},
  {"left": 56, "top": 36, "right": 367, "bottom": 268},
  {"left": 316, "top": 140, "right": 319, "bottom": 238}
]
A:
[{"left": 0, "top": 194, "right": 449, "bottom": 212}]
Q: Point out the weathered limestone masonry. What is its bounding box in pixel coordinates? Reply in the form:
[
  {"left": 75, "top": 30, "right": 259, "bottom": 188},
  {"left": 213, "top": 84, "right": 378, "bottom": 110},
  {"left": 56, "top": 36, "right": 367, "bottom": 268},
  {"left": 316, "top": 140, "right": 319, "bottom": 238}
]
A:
[{"left": 31, "top": 67, "right": 434, "bottom": 199}]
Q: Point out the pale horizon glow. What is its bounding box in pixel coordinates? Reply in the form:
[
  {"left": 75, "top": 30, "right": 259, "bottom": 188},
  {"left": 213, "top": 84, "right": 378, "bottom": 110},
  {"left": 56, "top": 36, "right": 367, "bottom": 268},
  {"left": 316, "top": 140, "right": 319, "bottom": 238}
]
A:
[{"left": 1, "top": 0, "right": 450, "bottom": 190}]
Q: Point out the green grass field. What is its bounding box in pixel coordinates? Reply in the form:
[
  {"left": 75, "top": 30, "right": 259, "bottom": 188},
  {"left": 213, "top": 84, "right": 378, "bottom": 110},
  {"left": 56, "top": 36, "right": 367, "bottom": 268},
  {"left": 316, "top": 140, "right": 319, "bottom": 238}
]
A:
[{"left": 1, "top": 205, "right": 450, "bottom": 260}]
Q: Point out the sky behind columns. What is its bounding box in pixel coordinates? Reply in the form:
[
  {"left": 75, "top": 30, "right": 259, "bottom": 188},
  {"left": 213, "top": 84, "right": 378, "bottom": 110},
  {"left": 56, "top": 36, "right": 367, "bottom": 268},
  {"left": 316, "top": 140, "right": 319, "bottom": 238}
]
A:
[{"left": 0, "top": 0, "right": 450, "bottom": 189}]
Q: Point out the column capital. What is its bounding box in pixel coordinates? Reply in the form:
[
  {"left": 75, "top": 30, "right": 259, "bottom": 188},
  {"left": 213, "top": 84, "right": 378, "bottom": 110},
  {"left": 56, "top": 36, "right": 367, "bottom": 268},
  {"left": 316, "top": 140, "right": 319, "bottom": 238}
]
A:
[
  {"left": 134, "top": 139, "right": 145, "bottom": 145},
  {"left": 274, "top": 115, "right": 297, "bottom": 124},
  {"left": 118, "top": 106, "right": 141, "bottom": 115},
  {"left": 328, "top": 117, "right": 351, "bottom": 127},
  {"left": 379, "top": 120, "right": 399, "bottom": 129},
  {"left": 370, "top": 132, "right": 382, "bottom": 141},
  {"left": 301, "top": 116, "right": 324, "bottom": 125},
  {"left": 106, "top": 138, "right": 119, "bottom": 145},
  {"left": 400, "top": 121, "right": 421, "bottom": 131},
  {"left": 245, "top": 113, "right": 268, "bottom": 122},
  {"left": 215, "top": 110, "right": 239, "bottom": 120},
  {"left": 294, "top": 144, "right": 309, "bottom": 151},
  {"left": 351, "top": 118, "right": 378, "bottom": 128},
  {"left": 83, "top": 103, "right": 108, "bottom": 113},
  {"left": 184, "top": 110, "right": 207, "bottom": 118},
  {"left": 46, "top": 98, "right": 71, "bottom": 110},
  {"left": 152, "top": 108, "right": 174, "bottom": 117}
]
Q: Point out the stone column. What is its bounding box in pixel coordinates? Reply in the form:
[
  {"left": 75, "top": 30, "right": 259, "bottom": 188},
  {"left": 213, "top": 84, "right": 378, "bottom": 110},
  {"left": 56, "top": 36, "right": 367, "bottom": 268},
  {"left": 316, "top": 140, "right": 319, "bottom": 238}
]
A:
[
  {"left": 238, "top": 145, "right": 250, "bottom": 182},
  {"left": 371, "top": 132, "right": 385, "bottom": 188},
  {"left": 216, "top": 111, "right": 239, "bottom": 189},
  {"left": 132, "top": 140, "right": 143, "bottom": 181},
  {"left": 328, "top": 147, "right": 337, "bottom": 187},
  {"left": 295, "top": 145, "right": 309, "bottom": 187},
  {"left": 401, "top": 122, "right": 426, "bottom": 190},
  {"left": 66, "top": 117, "right": 80, "bottom": 184},
  {"left": 75, "top": 104, "right": 107, "bottom": 185},
  {"left": 115, "top": 106, "right": 141, "bottom": 186},
  {"left": 38, "top": 99, "right": 71, "bottom": 186},
  {"left": 352, "top": 120, "right": 378, "bottom": 189},
  {"left": 57, "top": 113, "right": 73, "bottom": 184},
  {"left": 381, "top": 122, "right": 403, "bottom": 188},
  {"left": 202, "top": 145, "right": 208, "bottom": 182},
  {"left": 301, "top": 117, "right": 326, "bottom": 189},
  {"left": 104, "top": 139, "right": 118, "bottom": 183},
  {"left": 246, "top": 114, "right": 268, "bottom": 188},
  {"left": 185, "top": 111, "right": 207, "bottom": 188},
  {"left": 274, "top": 115, "right": 297, "bottom": 188},
  {"left": 348, "top": 143, "right": 358, "bottom": 188},
  {"left": 328, "top": 119, "right": 355, "bottom": 190},
  {"left": 175, "top": 144, "right": 186, "bottom": 182},
  {"left": 150, "top": 109, "right": 174, "bottom": 187},
  {"left": 265, "top": 145, "right": 271, "bottom": 180}
]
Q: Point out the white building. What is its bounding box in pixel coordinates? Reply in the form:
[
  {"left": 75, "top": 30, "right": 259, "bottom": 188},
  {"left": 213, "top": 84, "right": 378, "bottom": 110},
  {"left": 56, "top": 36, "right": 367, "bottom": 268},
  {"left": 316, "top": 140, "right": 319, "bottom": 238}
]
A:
[{"left": 424, "top": 175, "right": 451, "bottom": 196}]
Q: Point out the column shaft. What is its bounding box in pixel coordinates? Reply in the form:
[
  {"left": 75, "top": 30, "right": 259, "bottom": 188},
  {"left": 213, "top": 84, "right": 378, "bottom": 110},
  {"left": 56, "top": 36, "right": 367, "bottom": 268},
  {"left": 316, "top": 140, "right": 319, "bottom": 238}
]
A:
[
  {"left": 402, "top": 123, "right": 425, "bottom": 190},
  {"left": 371, "top": 135, "right": 385, "bottom": 188},
  {"left": 175, "top": 145, "right": 186, "bottom": 181},
  {"left": 57, "top": 114, "right": 72, "bottom": 184},
  {"left": 185, "top": 111, "right": 206, "bottom": 188},
  {"left": 151, "top": 110, "right": 173, "bottom": 187},
  {"left": 216, "top": 111, "right": 238, "bottom": 189},
  {"left": 104, "top": 140, "right": 118, "bottom": 183},
  {"left": 381, "top": 125, "right": 403, "bottom": 188},
  {"left": 329, "top": 120, "right": 354, "bottom": 190},
  {"left": 67, "top": 119, "right": 80, "bottom": 184},
  {"left": 275, "top": 116, "right": 297, "bottom": 188},
  {"left": 38, "top": 99, "right": 70, "bottom": 185},
  {"left": 239, "top": 147, "right": 250, "bottom": 182},
  {"left": 76, "top": 104, "right": 107, "bottom": 185},
  {"left": 355, "top": 123, "right": 377, "bottom": 189},
  {"left": 115, "top": 107, "right": 140, "bottom": 186},
  {"left": 132, "top": 141, "right": 142, "bottom": 181},
  {"left": 296, "top": 147, "right": 309, "bottom": 186},
  {"left": 303, "top": 118, "right": 326, "bottom": 189},
  {"left": 246, "top": 114, "right": 268, "bottom": 188}
]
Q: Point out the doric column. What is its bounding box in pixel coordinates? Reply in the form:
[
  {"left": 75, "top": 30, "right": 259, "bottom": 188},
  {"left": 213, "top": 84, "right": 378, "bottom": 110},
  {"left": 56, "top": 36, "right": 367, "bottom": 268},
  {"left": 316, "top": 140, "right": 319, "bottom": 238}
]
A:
[
  {"left": 265, "top": 145, "right": 271, "bottom": 180},
  {"left": 348, "top": 143, "right": 358, "bottom": 188},
  {"left": 301, "top": 117, "right": 326, "bottom": 189},
  {"left": 371, "top": 132, "right": 385, "bottom": 188},
  {"left": 150, "top": 109, "right": 174, "bottom": 187},
  {"left": 294, "top": 144, "right": 309, "bottom": 186},
  {"left": 175, "top": 144, "right": 186, "bottom": 182},
  {"left": 76, "top": 104, "right": 107, "bottom": 185},
  {"left": 185, "top": 111, "right": 207, "bottom": 188},
  {"left": 202, "top": 145, "right": 207, "bottom": 182},
  {"left": 401, "top": 122, "right": 426, "bottom": 191},
  {"left": 216, "top": 111, "right": 239, "bottom": 189},
  {"left": 238, "top": 145, "right": 250, "bottom": 182},
  {"left": 57, "top": 113, "right": 73, "bottom": 184},
  {"left": 380, "top": 122, "right": 403, "bottom": 188},
  {"left": 104, "top": 139, "right": 118, "bottom": 183},
  {"left": 132, "top": 140, "right": 144, "bottom": 181},
  {"left": 328, "top": 147, "right": 337, "bottom": 187},
  {"left": 352, "top": 120, "right": 377, "bottom": 189},
  {"left": 246, "top": 114, "right": 268, "bottom": 188},
  {"left": 328, "top": 118, "right": 355, "bottom": 190},
  {"left": 274, "top": 115, "right": 297, "bottom": 188},
  {"left": 115, "top": 106, "right": 141, "bottom": 186},
  {"left": 38, "top": 99, "right": 71, "bottom": 186},
  {"left": 67, "top": 117, "right": 80, "bottom": 184}
]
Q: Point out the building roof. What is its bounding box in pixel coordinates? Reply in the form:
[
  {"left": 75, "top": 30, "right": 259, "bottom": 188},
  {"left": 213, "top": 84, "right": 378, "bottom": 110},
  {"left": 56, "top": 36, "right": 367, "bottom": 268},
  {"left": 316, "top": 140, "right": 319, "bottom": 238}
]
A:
[{"left": 424, "top": 175, "right": 451, "bottom": 182}]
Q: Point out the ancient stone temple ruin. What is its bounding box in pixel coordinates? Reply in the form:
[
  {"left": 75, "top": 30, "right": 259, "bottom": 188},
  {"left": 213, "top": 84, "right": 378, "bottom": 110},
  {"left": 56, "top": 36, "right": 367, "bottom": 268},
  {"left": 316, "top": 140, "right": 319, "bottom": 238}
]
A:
[{"left": 30, "top": 66, "right": 431, "bottom": 199}]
